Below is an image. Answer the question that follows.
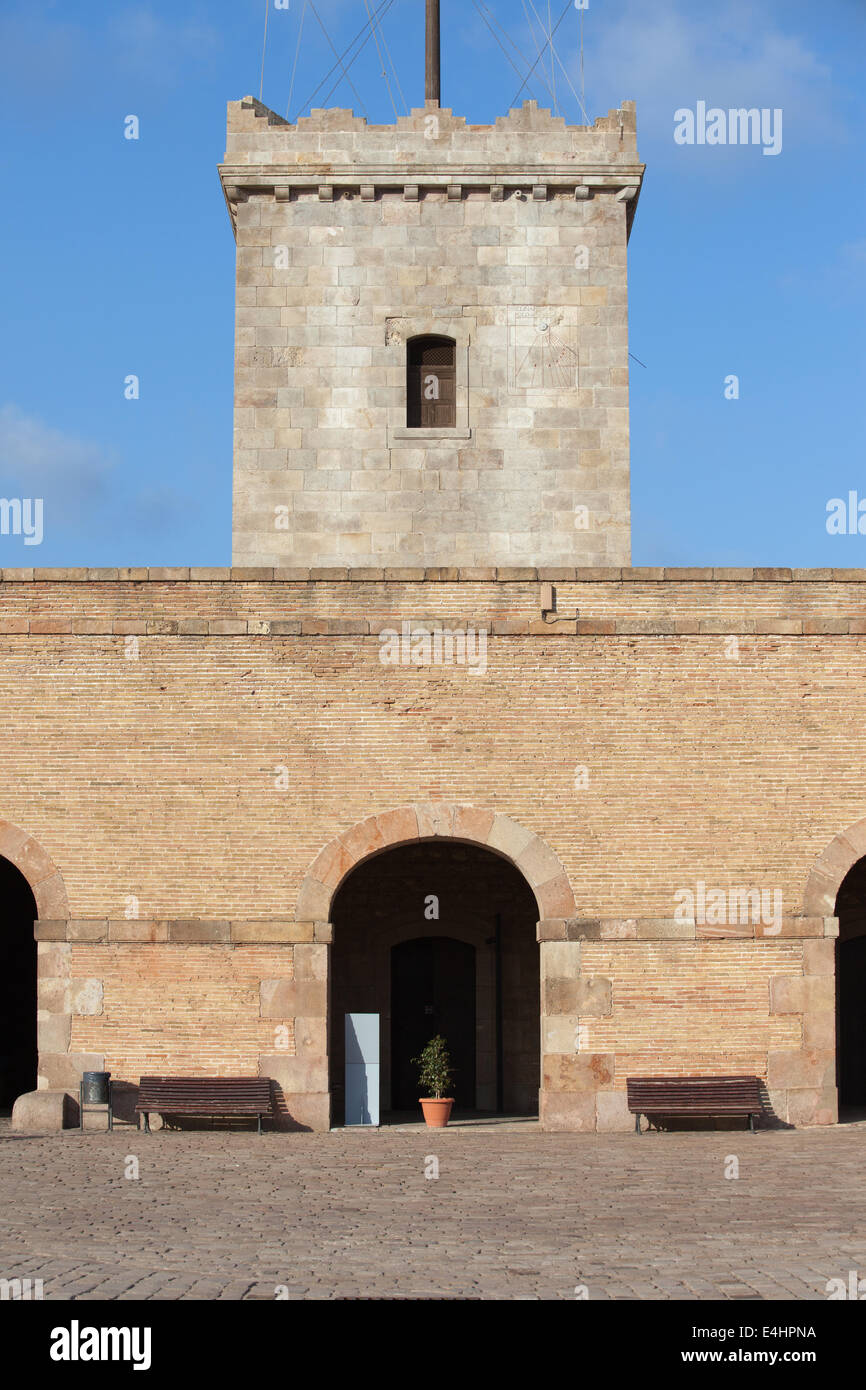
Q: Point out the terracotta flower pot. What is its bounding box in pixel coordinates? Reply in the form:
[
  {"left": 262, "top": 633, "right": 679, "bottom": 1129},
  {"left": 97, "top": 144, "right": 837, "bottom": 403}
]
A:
[{"left": 419, "top": 1097, "right": 454, "bottom": 1128}]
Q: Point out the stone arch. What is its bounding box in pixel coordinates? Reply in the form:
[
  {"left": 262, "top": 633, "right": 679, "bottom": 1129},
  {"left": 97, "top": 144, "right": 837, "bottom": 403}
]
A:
[
  {"left": 296, "top": 802, "right": 576, "bottom": 922},
  {"left": 803, "top": 818, "right": 866, "bottom": 918},
  {"left": 0, "top": 819, "right": 69, "bottom": 920}
]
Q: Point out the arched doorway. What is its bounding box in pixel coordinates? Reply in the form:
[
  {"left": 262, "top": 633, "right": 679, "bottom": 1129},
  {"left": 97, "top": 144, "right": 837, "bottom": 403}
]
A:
[
  {"left": 835, "top": 858, "right": 866, "bottom": 1111},
  {"left": 329, "top": 840, "right": 540, "bottom": 1124},
  {"left": 0, "top": 856, "right": 38, "bottom": 1110}
]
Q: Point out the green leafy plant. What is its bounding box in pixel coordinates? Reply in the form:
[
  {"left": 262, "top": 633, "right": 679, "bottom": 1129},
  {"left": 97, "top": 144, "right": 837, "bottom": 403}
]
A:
[{"left": 412, "top": 1035, "right": 454, "bottom": 1099}]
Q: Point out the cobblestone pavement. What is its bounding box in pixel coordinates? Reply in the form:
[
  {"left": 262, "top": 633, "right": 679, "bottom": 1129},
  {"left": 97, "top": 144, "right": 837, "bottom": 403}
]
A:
[{"left": 1, "top": 1118, "right": 865, "bottom": 1300}]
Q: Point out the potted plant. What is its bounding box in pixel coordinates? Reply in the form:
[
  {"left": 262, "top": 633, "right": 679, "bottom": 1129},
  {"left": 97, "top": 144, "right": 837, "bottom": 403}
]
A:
[{"left": 412, "top": 1035, "right": 455, "bottom": 1128}]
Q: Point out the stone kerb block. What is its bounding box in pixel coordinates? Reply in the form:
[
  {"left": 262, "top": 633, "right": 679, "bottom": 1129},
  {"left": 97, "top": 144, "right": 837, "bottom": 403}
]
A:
[{"left": 12, "top": 1089, "right": 75, "bottom": 1132}]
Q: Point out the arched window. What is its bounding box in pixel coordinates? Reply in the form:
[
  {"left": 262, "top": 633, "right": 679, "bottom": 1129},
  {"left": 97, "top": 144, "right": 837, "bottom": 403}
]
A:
[{"left": 406, "top": 335, "right": 456, "bottom": 427}]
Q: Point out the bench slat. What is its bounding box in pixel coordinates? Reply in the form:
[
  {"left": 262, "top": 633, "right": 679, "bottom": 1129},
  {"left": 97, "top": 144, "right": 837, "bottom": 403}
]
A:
[
  {"left": 626, "top": 1075, "right": 762, "bottom": 1121},
  {"left": 135, "top": 1076, "right": 273, "bottom": 1119}
]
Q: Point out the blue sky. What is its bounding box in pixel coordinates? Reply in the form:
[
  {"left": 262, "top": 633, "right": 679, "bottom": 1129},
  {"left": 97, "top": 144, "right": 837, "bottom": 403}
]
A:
[{"left": 0, "top": 0, "right": 863, "bottom": 566}]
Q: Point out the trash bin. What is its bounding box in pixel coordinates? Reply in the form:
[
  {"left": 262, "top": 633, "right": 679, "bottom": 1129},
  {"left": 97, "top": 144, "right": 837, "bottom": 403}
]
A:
[{"left": 82, "top": 1071, "right": 111, "bottom": 1105}]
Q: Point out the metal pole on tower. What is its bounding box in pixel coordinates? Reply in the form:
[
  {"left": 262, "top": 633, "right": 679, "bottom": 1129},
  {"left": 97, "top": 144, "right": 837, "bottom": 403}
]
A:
[{"left": 425, "top": 0, "right": 441, "bottom": 105}]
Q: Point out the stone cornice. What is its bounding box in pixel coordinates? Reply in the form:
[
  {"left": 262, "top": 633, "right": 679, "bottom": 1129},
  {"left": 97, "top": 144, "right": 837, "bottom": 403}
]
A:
[
  {"left": 36, "top": 919, "right": 333, "bottom": 944},
  {"left": 2, "top": 566, "right": 866, "bottom": 583},
  {"left": 220, "top": 167, "right": 644, "bottom": 189},
  {"left": 537, "top": 917, "right": 839, "bottom": 942},
  {"left": 1, "top": 616, "right": 865, "bottom": 637}
]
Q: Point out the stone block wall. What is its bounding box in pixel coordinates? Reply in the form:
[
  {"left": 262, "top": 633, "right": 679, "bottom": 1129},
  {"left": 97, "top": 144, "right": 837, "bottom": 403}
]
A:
[{"left": 221, "top": 98, "right": 643, "bottom": 568}]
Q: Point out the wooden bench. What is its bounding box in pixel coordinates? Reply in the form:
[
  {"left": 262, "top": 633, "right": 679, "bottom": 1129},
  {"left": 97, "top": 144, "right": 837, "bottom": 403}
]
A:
[
  {"left": 627, "top": 1075, "right": 763, "bottom": 1133},
  {"left": 135, "top": 1077, "right": 273, "bottom": 1135}
]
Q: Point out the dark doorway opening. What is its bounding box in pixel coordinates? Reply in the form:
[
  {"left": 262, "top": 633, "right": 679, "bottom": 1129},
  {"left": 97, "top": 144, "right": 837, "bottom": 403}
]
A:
[
  {"left": 329, "top": 839, "right": 539, "bottom": 1125},
  {"left": 391, "top": 937, "right": 476, "bottom": 1110},
  {"left": 0, "top": 856, "right": 38, "bottom": 1110},
  {"left": 835, "top": 858, "right": 866, "bottom": 1112}
]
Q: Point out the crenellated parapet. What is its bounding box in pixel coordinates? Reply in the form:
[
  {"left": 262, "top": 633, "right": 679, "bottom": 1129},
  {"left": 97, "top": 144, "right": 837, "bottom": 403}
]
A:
[{"left": 220, "top": 97, "right": 644, "bottom": 238}]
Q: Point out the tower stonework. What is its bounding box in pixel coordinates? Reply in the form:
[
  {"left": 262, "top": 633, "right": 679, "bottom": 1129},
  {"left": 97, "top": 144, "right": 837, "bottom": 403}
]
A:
[{"left": 221, "top": 97, "right": 644, "bottom": 568}]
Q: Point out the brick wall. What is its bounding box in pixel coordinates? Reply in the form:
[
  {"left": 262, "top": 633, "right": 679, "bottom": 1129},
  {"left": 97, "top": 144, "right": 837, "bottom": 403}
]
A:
[
  {"left": 4, "top": 571, "right": 863, "bottom": 1129},
  {"left": 70, "top": 944, "right": 295, "bottom": 1078}
]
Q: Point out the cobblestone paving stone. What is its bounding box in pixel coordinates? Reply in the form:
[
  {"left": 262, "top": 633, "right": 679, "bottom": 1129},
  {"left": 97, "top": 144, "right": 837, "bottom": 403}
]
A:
[{"left": 1, "top": 1120, "right": 865, "bottom": 1300}]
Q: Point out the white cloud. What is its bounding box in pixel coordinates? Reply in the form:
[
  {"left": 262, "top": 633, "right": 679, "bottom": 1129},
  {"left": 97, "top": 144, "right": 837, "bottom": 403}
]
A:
[
  {"left": 0, "top": 404, "right": 115, "bottom": 502},
  {"left": 557, "top": 0, "right": 837, "bottom": 152}
]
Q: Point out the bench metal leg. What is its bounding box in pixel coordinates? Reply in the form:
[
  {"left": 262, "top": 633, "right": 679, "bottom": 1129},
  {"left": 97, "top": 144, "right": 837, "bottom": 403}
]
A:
[
  {"left": 144, "top": 1113, "right": 151, "bottom": 1134},
  {"left": 258, "top": 1113, "right": 263, "bottom": 1136},
  {"left": 748, "top": 1113, "right": 755, "bottom": 1133},
  {"left": 635, "top": 1113, "right": 641, "bottom": 1134}
]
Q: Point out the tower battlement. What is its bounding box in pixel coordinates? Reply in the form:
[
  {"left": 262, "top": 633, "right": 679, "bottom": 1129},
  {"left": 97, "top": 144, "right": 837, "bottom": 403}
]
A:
[{"left": 223, "top": 94, "right": 640, "bottom": 164}]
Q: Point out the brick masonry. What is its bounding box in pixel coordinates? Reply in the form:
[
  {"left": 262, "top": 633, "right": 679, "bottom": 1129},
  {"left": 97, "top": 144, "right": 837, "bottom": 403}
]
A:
[{"left": 2, "top": 571, "right": 863, "bottom": 1132}]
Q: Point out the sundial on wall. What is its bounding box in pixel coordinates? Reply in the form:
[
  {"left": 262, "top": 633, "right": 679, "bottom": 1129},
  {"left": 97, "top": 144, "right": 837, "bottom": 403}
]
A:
[{"left": 508, "top": 307, "right": 578, "bottom": 393}]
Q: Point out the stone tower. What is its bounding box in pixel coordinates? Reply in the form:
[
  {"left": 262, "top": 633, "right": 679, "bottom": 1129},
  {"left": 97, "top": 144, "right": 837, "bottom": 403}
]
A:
[{"left": 220, "top": 89, "right": 643, "bottom": 569}]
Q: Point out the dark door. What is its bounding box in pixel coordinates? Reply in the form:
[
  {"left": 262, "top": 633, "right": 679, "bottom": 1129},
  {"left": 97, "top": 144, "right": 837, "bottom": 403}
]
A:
[
  {"left": 0, "top": 858, "right": 37, "bottom": 1110},
  {"left": 838, "top": 936, "right": 866, "bottom": 1105},
  {"left": 391, "top": 937, "right": 475, "bottom": 1111}
]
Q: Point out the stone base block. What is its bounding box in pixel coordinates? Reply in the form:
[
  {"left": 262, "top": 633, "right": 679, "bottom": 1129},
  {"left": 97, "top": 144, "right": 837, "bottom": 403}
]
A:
[
  {"left": 786, "top": 1086, "right": 838, "bottom": 1127},
  {"left": 12, "top": 1088, "right": 75, "bottom": 1131},
  {"left": 540, "top": 1089, "right": 596, "bottom": 1132},
  {"left": 273, "top": 1091, "right": 330, "bottom": 1132},
  {"left": 595, "top": 1090, "right": 633, "bottom": 1133}
]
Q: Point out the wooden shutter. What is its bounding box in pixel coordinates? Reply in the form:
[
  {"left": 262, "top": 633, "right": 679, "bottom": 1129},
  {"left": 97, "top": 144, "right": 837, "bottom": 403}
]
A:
[{"left": 407, "top": 335, "right": 456, "bottom": 427}]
